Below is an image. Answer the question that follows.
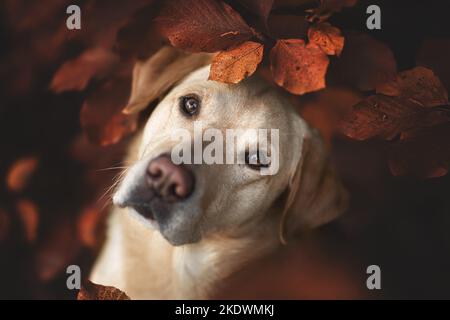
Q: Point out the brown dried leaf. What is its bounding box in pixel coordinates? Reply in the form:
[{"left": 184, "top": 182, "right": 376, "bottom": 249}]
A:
[
  {"left": 81, "top": 75, "right": 138, "bottom": 146},
  {"left": 376, "top": 67, "right": 449, "bottom": 108},
  {"left": 50, "top": 48, "right": 119, "bottom": 93},
  {"left": 209, "top": 41, "right": 263, "bottom": 84},
  {"left": 270, "top": 39, "right": 329, "bottom": 95},
  {"left": 77, "top": 207, "right": 106, "bottom": 249},
  {"left": 308, "top": 22, "right": 344, "bottom": 56},
  {"left": 328, "top": 32, "right": 397, "bottom": 91},
  {"left": 16, "top": 199, "right": 39, "bottom": 243},
  {"left": 155, "top": 0, "right": 254, "bottom": 53},
  {"left": 339, "top": 96, "right": 450, "bottom": 141},
  {"left": 340, "top": 67, "right": 450, "bottom": 141},
  {"left": 78, "top": 281, "right": 130, "bottom": 300},
  {"left": 6, "top": 157, "right": 39, "bottom": 192}
]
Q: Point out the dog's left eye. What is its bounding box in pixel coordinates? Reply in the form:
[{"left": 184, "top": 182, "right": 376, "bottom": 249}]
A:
[
  {"left": 180, "top": 95, "right": 200, "bottom": 116},
  {"left": 245, "top": 151, "right": 270, "bottom": 169}
]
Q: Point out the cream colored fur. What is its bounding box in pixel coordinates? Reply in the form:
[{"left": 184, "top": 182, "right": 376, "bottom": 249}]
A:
[{"left": 90, "top": 47, "right": 348, "bottom": 299}]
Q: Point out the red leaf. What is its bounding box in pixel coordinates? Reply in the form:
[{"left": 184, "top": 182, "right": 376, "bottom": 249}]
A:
[
  {"left": 340, "top": 96, "right": 450, "bottom": 141},
  {"left": 376, "top": 67, "right": 449, "bottom": 108},
  {"left": 209, "top": 41, "right": 264, "bottom": 84},
  {"left": 50, "top": 48, "right": 119, "bottom": 93},
  {"left": 77, "top": 207, "right": 106, "bottom": 249},
  {"left": 155, "top": 0, "right": 254, "bottom": 53},
  {"left": 6, "top": 156, "right": 39, "bottom": 192},
  {"left": 78, "top": 281, "right": 130, "bottom": 300},
  {"left": 270, "top": 39, "right": 329, "bottom": 95},
  {"left": 328, "top": 32, "right": 397, "bottom": 91},
  {"left": 340, "top": 67, "right": 450, "bottom": 141},
  {"left": 308, "top": 22, "right": 344, "bottom": 56},
  {"left": 80, "top": 74, "right": 138, "bottom": 146},
  {"left": 16, "top": 199, "right": 39, "bottom": 243}
]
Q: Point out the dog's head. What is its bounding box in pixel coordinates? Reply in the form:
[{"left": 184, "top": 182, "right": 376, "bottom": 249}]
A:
[{"left": 113, "top": 47, "right": 348, "bottom": 246}]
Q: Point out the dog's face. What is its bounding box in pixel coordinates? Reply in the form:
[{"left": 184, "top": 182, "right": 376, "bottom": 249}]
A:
[{"left": 113, "top": 48, "right": 347, "bottom": 246}]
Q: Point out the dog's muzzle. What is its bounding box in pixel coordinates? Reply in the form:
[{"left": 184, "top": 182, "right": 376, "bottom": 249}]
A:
[{"left": 113, "top": 154, "right": 195, "bottom": 221}]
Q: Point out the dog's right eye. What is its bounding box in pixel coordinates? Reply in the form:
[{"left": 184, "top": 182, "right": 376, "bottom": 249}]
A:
[{"left": 180, "top": 95, "right": 200, "bottom": 116}]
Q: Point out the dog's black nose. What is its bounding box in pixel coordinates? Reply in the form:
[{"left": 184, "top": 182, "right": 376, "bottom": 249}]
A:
[{"left": 147, "top": 154, "right": 195, "bottom": 202}]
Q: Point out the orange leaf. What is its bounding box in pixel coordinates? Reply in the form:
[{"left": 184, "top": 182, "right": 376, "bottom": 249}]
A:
[
  {"left": 339, "top": 67, "right": 450, "bottom": 141},
  {"left": 209, "top": 41, "right": 263, "bottom": 84},
  {"left": 50, "top": 47, "right": 119, "bottom": 93},
  {"left": 16, "top": 199, "right": 39, "bottom": 243},
  {"left": 270, "top": 39, "right": 329, "bottom": 95},
  {"left": 308, "top": 22, "right": 344, "bottom": 56},
  {"left": 376, "top": 67, "right": 449, "bottom": 108},
  {"left": 6, "top": 157, "right": 39, "bottom": 192},
  {"left": 155, "top": 0, "right": 254, "bottom": 53},
  {"left": 77, "top": 207, "right": 105, "bottom": 249},
  {"left": 78, "top": 281, "right": 130, "bottom": 300}
]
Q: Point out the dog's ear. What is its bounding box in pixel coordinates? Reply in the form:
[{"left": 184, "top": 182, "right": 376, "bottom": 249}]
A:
[
  {"left": 123, "top": 46, "right": 212, "bottom": 114},
  {"left": 279, "top": 125, "right": 348, "bottom": 243}
]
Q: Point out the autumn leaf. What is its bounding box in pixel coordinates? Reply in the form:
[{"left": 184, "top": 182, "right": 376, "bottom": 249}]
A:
[
  {"left": 340, "top": 96, "right": 450, "bottom": 141},
  {"left": 16, "top": 199, "right": 39, "bottom": 243},
  {"left": 308, "top": 22, "right": 344, "bottom": 56},
  {"left": 340, "top": 67, "right": 450, "bottom": 141},
  {"left": 155, "top": 0, "right": 254, "bottom": 53},
  {"left": 81, "top": 74, "right": 138, "bottom": 146},
  {"left": 376, "top": 67, "right": 449, "bottom": 108},
  {"left": 6, "top": 157, "right": 39, "bottom": 192},
  {"left": 50, "top": 48, "right": 119, "bottom": 93},
  {"left": 328, "top": 32, "right": 397, "bottom": 91},
  {"left": 270, "top": 39, "right": 329, "bottom": 95},
  {"left": 209, "top": 41, "right": 263, "bottom": 84},
  {"left": 78, "top": 281, "right": 130, "bottom": 300},
  {"left": 77, "top": 207, "right": 106, "bottom": 249}
]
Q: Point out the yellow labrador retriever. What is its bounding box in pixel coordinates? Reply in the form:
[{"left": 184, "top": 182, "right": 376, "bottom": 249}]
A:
[{"left": 90, "top": 47, "right": 348, "bottom": 299}]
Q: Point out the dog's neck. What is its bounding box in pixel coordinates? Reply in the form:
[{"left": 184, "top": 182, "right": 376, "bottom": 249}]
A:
[{"left": 92, "top": 208, "right": 279, "bottom": 299}]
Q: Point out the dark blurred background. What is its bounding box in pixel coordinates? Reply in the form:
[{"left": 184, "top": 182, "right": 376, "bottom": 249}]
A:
[{"left": 0, "top": 0, "right": 450, "bottom": 299}]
